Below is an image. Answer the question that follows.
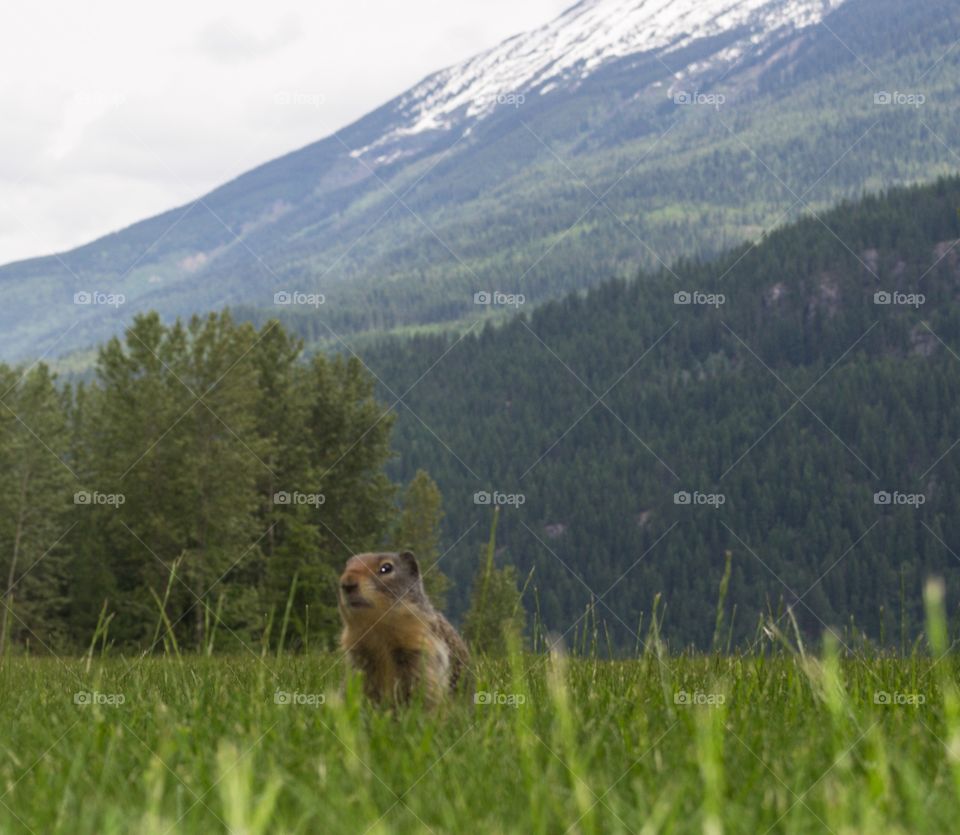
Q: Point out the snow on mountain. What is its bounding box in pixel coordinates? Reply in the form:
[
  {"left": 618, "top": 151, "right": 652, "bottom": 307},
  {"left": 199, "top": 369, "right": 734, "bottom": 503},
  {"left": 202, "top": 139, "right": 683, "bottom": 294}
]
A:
[{"left": 352, "top": 0, "right": 846, "bottom": 159}]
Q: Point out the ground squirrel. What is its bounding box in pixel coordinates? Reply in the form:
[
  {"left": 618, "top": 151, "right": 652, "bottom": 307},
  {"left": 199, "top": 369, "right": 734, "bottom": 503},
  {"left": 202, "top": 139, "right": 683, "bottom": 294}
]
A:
[{"left": 338, "top": 551, "right": 471, "bottom": 706}]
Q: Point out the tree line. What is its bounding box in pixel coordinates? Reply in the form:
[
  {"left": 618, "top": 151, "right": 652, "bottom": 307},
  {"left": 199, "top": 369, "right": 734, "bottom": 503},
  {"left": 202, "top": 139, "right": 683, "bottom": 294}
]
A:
[
  {"left": 7, "top": 174, "right": 960, "bottom": 652},
  {"left": 0, "top": 312, "right": 521, "bottom": 655}
]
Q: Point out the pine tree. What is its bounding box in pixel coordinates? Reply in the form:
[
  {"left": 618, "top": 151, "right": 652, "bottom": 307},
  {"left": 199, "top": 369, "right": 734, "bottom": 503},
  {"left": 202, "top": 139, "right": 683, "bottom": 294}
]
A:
[
  {"left": 0, "top": 364, "right": 74, "bottom": 653},
  {"left": 262, "top": 352, "right": 397, "bottom": 648},
  {"left": 393, "top": 469, "right": 449, "bottom": 606}
]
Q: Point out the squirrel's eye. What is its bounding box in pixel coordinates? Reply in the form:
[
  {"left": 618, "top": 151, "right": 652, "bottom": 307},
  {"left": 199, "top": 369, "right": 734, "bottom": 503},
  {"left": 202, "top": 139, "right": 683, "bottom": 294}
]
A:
[{"left": 379, "top": 562, "right": 393, "bottom": 575}]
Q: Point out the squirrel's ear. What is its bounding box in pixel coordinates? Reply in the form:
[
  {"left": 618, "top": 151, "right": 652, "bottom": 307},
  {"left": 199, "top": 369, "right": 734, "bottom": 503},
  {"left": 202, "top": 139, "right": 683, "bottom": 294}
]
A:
[{"left": 398, "top": 550, "right": 420, "bottom": 576}]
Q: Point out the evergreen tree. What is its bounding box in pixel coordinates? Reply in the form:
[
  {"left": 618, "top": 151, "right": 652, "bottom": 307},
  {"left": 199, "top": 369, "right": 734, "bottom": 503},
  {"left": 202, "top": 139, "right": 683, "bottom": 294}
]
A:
[
  {"left": 0, "top": 365, "right": 74, "bottom": 653},
  {"left": 393, "top": 469, "right": 449, "bottom": 606}
]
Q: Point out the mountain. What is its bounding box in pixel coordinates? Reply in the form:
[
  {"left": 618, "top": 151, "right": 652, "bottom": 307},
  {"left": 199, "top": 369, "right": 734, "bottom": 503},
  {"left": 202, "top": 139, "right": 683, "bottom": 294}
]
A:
[
  {"left": 3, "top": 0, "right": 960, "bottom": 360},
  {"left": 354, "top": 0, "right": 844, "bottom": 151},
  {"left": 360, "top": 174, "right": 960, "bottom": 647}
]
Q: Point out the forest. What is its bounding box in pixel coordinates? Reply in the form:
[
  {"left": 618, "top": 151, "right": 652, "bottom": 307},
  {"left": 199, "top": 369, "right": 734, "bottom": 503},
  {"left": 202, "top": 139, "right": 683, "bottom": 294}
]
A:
[
  {"left": 0, "top": 312, "right": 465, "bottom": 653},
  {"left": 5, "top": 175, "right": 960, "bottom": 652},
  {"left": 358, "top": 175, "right": 960, "bottom": 647}
]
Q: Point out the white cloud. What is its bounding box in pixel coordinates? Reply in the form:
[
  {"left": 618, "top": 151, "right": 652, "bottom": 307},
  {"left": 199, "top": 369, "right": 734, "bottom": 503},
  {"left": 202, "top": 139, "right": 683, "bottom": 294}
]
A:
[
  {"left": 47, "top": 90, "right": 128, "bottom": 162},
  {"left": 194, "top": 14, "right": 303, "bottom": 64},
  {"left": 0, "top": 0, "right": 571, "bottom": 264}
]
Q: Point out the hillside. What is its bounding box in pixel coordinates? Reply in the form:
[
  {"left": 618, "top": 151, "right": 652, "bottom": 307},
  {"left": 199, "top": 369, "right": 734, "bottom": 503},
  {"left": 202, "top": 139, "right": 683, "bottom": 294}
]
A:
[
  {"left": 3, "top": 0, "right": 960, "bottom": 360},
  {"left": 359, "top": 175, "right": 960, "bottom": 647}
]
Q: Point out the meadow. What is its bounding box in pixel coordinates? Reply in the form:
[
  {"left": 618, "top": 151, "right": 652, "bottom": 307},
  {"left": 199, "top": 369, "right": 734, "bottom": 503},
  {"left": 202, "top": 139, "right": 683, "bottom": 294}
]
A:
[{"left": 1, "top": 584, "right": 958, "bottom": 835}]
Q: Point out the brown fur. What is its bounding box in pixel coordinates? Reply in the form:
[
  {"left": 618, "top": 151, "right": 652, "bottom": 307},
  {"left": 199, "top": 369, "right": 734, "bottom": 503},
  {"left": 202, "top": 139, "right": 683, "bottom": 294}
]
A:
[{"left": 338, "top": 551, "right": 470, "bottom": 706}]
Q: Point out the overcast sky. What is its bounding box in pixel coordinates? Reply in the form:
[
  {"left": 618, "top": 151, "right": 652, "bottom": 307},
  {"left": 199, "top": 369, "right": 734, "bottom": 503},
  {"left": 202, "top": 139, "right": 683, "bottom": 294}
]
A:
[{"left": 0, "top": 0, "right": 572, "bottom": 265}]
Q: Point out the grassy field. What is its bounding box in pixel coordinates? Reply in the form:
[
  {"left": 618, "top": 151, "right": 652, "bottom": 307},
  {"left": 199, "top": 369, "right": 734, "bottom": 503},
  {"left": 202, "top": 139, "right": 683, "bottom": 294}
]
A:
[{"left": 2, "top": 598, "right": 960, "bottom": 834}]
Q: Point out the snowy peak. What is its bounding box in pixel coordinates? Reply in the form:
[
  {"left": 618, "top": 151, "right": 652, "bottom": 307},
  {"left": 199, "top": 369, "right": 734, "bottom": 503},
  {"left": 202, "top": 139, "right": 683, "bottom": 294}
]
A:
[{"left": 354, "top": 0, "right": 845, "bottom": 158}]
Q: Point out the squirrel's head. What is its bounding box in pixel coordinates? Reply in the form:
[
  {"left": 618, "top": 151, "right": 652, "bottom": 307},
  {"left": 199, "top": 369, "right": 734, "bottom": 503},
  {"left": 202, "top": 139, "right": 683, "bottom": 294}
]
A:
[{"left": 338, "top": 551, "right": 427, "bottom": 625}]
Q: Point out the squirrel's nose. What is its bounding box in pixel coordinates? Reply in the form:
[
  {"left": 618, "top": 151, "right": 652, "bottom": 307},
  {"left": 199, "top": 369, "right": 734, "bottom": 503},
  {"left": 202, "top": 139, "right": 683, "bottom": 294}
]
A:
[{"left": 341, "top": 580, "right": 359, "bottom": 594}]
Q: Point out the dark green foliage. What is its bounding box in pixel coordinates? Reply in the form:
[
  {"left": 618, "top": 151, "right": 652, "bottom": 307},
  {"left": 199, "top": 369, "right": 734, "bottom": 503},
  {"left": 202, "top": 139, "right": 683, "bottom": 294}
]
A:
[
  {"left": 0, "top": 365, "right": 74, "bottom": 652},
  {"left": 361, "top": 174, "right": 960, "bottom": 649},
  {"left": 7, "top": 174, "right": 960, "bottom": 654},
  {"left": 3, "top": 313, "right": 399, "bottom": 653},
  {"left": 390, "top": 469, "right": 450, "bottom": 606}
]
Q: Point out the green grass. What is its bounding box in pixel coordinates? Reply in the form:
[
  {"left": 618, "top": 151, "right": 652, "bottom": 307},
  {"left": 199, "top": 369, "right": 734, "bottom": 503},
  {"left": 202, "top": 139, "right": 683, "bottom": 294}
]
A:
[{"left": 2, "top": 629, "right": 959, "bottom": 834}]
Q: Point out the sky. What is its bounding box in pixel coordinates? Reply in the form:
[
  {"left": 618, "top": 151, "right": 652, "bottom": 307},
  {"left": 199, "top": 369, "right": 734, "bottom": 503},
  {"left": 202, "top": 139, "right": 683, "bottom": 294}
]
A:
[{"left": 0, "top": 0, "right": 572, "bottom": 265}]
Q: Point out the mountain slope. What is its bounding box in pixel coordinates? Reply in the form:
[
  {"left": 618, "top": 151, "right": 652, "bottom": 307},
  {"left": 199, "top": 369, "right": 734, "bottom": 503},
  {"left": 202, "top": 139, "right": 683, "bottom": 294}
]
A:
[
  {"left": 357, "top": 0, "right": 844, "bottom": 149},
  {"left": 3, "top": 0, "right": 960, "bottom": 360},
  {"left": 360, "top": 174, "right": 960, "bottom": 647}
]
